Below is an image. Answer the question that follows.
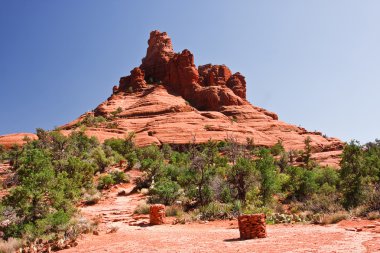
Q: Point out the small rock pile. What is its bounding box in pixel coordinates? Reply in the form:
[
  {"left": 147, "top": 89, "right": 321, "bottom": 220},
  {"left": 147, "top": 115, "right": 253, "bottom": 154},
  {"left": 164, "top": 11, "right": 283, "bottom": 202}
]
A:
[
  {"left": 238, "top": 214, "right": 267, "bottom": 239},
  {"left": 149, "top": 204, "right": 165, "bottom": 225}
]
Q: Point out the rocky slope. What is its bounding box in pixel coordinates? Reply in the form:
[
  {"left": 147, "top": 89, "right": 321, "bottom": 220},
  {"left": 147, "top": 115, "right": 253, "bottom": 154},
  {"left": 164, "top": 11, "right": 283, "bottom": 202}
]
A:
[
  {"left": 0, "top": 133, "right": 37, "bottom": 148},
  {"left": 1, "top": 31, "right": 343, "bottom": 167}
]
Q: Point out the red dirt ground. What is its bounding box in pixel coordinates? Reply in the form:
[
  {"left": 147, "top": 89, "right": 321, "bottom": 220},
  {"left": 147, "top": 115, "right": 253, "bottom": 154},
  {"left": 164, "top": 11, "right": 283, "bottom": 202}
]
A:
[
  {"left": 62, "top": 220, "right": 380, "bottom": 253},
  {"left": 59, "top": 169, "right": 380, "bottom": 253}
]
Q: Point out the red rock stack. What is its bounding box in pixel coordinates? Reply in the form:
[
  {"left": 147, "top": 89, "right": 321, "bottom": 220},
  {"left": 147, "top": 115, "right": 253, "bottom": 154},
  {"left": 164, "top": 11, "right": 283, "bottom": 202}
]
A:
[
  {"left": 149, "top": 204, "right": 166, "bottom": 225},
  {"left": 238, "top": 214, "right": 267, "bottom": 239}
]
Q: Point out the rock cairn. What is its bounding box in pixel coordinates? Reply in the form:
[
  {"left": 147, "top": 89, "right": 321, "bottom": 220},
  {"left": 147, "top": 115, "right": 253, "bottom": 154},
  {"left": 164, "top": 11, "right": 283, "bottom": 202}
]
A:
[
  {"left": 238, "top": 213, "right": 267, "bottom": 239},
  {"left": 149, "top": 204, "right": 166, "bottom": 225}
]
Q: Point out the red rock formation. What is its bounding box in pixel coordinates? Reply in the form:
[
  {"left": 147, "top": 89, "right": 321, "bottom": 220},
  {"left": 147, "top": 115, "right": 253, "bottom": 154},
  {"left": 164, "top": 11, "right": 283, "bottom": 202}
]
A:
[
  {"left": 165, "top": 49, "right": 199, "bottom": 99},
  {"left": 138, "top": 31, "right": 248, "bottom": 111},
  {"left": 118, "top": 67, "right": 147, "bottom": 92},
  {"left": 1, "top": 30, "right": 343, "bottom": 167},
  {"left": 198, "top": 64, "right": 232, "bottom": 87},
  {"left": 60, "top": 84, "right": 343, "bottom": 167},
  {"left": 226, "top": 72, "right": 246, "bottom": 99},
  {"left": 0, "top": 133, "right": 38, "bottom": 149},
  {"left": 140, "top": 30, "right": 174, "bottom": 82}
]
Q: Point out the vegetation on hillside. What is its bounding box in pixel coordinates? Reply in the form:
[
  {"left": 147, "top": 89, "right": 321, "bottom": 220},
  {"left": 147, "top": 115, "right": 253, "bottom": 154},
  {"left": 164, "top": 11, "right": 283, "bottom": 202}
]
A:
[{"left": 0, "top": 129, "right": 379, "bottom": 250}]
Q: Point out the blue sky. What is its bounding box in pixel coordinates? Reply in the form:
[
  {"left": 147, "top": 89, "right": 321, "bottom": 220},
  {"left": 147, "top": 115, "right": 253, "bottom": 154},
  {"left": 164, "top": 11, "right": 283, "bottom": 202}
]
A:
[{"left": 0, "top": 0, "right": 379, "bottom": 143}]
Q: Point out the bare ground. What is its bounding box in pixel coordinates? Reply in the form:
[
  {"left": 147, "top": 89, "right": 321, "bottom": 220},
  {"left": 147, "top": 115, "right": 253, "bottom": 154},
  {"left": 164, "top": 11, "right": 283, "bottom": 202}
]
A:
[{"left": 58, "top": 169, "right": 380, "bottom": 253}]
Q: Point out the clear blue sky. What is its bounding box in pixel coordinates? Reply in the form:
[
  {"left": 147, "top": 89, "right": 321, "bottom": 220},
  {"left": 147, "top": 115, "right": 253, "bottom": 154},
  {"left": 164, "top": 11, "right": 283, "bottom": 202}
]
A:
[{"left": 1, "top": 0, "right": 379, "bottom": 143}]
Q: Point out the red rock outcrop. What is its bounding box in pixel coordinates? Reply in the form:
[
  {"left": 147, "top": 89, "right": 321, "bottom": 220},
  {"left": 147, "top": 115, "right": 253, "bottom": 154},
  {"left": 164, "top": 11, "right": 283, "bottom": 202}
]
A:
[
  {"left": 226, "top": 72, "right": 246, "bottom": 99},
  {"left": 140, "top": 31, "right": 174, "bottom": 82},
  {"left": 138, "top": 30, "right": 248, "bottom": 111},
  {"left": 118, "top": 67, "right": 147, "bottom": 92},
  {"left": 165, "top": 49, "right": 199, "bottom": 99},
  {"left": 0, "top": 133, "right": 38, "bottom": 149},
  {"left": 198, "top": 64, "right": 232, "bottom": 87},
  {"left": 60, "top": 83, "right": 343, "bottom": 167}
]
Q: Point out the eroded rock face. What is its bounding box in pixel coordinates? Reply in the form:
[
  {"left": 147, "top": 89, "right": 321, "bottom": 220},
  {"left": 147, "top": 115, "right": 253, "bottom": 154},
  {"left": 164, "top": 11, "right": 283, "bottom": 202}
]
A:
[
  {"left": 227, "top": 72, "right": 246, "bottom": 99},
  {"left": 137, "top": 30, "right": 247, "bottom": 111},
  {"left": 198, "top": 64, "right": 232, "bottom": 87},
  {"left": 165, "top": 49, "right": 199, "bottom": 99},
  {"left": 119, "top": 67, "right": 147, "bottom": 92},
  {"left": 140, "top": 30, "right": 174, "bottom": 82}
]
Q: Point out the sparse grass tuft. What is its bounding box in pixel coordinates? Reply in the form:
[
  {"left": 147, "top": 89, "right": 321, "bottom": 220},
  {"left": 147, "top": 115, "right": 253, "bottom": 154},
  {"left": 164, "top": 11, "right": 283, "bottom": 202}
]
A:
[
  {"left": 165, "top": 205, "right": 184, "bottom": 217},
  {"left": 83, "top": 190, "right": 102, "bottom": 205},
  {"left": 318, "top": 212, "right": 349, "bottom": 225},
  {"left": 134, "top": 202, "right": 150, "bottom": 215}
]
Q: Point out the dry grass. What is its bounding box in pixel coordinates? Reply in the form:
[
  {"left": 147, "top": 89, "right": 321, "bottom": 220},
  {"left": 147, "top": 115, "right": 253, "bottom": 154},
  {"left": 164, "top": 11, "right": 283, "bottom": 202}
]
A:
[
  {"left": 165, "top": 205, "right": 184, "bottom": 217},
  {"left": 319, "top": 212, "right": 349, "bottom": 225},
  {"left": 83, "top": 191, "right": 102, "bottom": 205},
  {"left": 367, "top": 211, "right": 380, "bottom": 220},
  {"left": 134, "top": 202, "right": 150, "bottom": 214},
  {"left": 0, "top": 238, "right": 22, "bottom": 253}
]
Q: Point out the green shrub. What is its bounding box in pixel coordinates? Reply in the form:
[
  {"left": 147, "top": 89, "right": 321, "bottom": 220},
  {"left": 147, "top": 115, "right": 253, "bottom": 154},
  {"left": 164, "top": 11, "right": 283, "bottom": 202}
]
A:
[
  {"left": 161, "top": 143, "right": 172, "bottom": 160},
  {"left": 66, "top": 130, "right": 99, "bottom": 157},
  {"left": 97, "top": 174, "right": 115, "bottom": 189},
  {"left": 227, "top": 157, "right": 258, "bottom": 202},
  {"left": 340, "top": 141, "right": 368, "bottom": 209},
  {"left": 1, "top": 148, "right": 79, "bottom": 240},
  {"left": 270, "top": 141, "right": 285, "bottom": 156},
  {"left": 282, "top": 166, "right": 317, "bottom": 201},
  {"left": 204, "top": 125, "right": 212, "bottom": 131},
  {"left": 103, "top": 134, "right": 136, "bottom": 168},
  {"left": 81, "top": 114, "right": 107, "bottom": 127},
  {"left": 256, "top": 149, "right": 280, "bottom": 205},
  {"left": 110, "top": 170, "right": 130, "bottom": 184},
  {"left": 0, "top": 145, "right": 7, "bottom": 162},
  {"left": 110, "top": 107, "right": 123, "bottom": 118},
  {"left": 179, "top": 152, "right": 216, "bottom": 206},
  {"left": 91, "top": 147, "right": 113, "bottom": 172},
  {"left": 301, "top": 137, "right": 314, "bottom": 169},
  {"left": 61, "top": 156, "right": 96, "bottom": 189},
  {"left": 149, "top": 179, "right": 181, "bottom": 205},
  {"left": 199, "top": 202, "right": 232, "bottom": 220},
  {"left": 169, "top": 151, "right": 189, "bottom": 167},
  {"left": 314, "top": 167, "right": 340, "bottom": 188}
]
